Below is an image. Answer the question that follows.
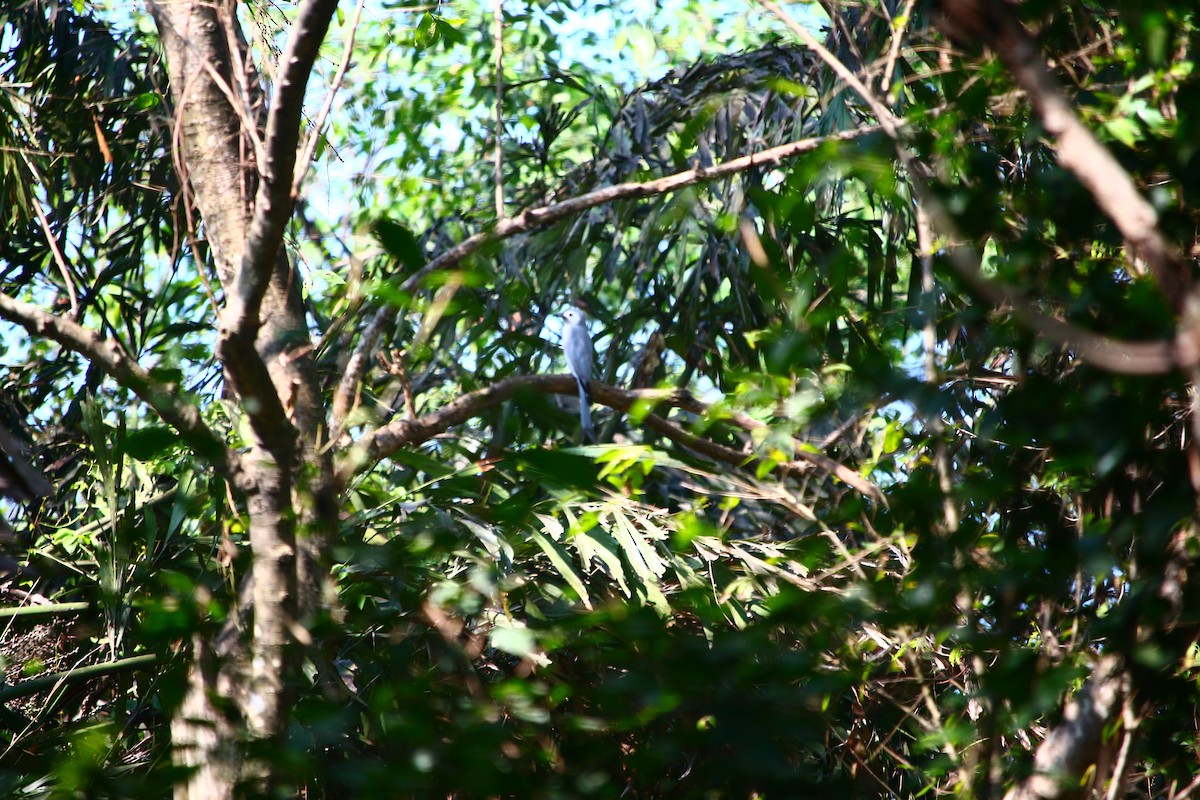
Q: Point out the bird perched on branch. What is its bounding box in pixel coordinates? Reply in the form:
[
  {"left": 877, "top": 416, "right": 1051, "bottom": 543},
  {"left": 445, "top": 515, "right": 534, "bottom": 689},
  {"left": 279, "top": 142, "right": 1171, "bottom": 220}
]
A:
[{"left": 561, "top": 307, "right": 594, "bottom": 441}]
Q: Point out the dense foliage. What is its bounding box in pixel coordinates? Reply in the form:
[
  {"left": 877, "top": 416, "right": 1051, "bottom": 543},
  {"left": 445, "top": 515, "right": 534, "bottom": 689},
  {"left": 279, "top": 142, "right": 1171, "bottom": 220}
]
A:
[{"left": 1, "top": 0, "right": 1199, "bottom": 797}]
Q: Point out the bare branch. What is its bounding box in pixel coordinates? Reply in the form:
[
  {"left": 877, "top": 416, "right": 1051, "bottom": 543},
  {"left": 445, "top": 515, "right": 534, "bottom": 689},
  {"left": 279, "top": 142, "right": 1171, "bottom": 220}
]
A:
[
  {"left": 0, "top": 291, "right": 237, "bottom": 479},
  {"left": 330, "top": 305, "right": 390, "bottom": 434},
  {"left": 880, "top": 0, "right": 919, "bottom": 102},
  {"left": 215, "top": 332, "right": 299, "bottom": 465},
  {"left": 30, "top": 196, "right": 79, "bottom": 320},
  {"left": 948, "top": 246, "right": 1190, "bottom": 375},
  {"left": 337, "top": 375, "right": 882, "bottom": 501},
  {"left": 293, "top": 0, "right": 366, "bottom": 195}
]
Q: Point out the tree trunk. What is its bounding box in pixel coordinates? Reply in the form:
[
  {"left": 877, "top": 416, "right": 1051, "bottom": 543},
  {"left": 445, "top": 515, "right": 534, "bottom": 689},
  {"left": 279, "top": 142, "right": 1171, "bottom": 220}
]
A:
[{"left": 148, "top": 1, "right": 339, "bottom": 796}]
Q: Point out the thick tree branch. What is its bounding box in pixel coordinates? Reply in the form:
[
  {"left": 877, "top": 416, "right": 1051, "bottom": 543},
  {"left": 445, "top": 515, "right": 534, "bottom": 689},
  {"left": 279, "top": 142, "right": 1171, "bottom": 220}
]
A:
[
  {"left": 0, "top": 292, "right": 237, "bottom": 479},
  {"left": 331, "top": 125, "right": 892, "bottom": 422},
  {"left": 214, "top": 337, "right": 298, "bottom": 461},
  {"left": 935, "top": 0, "right": 1189, "bottom": 306},
  {"left": 207, "top": 0, "right": 336, "bottom": 522},
  {"left": 224, "top": 0, "right": 339, "bottom": 341},
  {"left": 1003, "top": 655, "right": 1127, "bottom": 800},
  {"left": 337, "top": 375, "right": 882, "bottom": 501}
]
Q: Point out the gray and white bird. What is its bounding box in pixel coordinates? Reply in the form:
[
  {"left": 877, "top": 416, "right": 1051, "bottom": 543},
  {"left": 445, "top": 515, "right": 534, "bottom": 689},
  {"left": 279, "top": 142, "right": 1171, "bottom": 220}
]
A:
[{"left": 560, "top": 307, "right": 594, "bottom": 440}]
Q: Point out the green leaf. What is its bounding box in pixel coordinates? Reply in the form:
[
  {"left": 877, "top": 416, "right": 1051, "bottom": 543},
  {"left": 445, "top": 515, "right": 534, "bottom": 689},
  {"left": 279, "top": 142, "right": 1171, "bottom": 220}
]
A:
[
  {"left": 373, "top": 217, "right": 426, "bottom": 274},
  {"left": 1102, "top": 116, "right": 1141, "bottom": 147},
  {"left": 124, "top": 426, "right": 180, "bottom": 461},
  {"left": 531, "top": 530, "right": 592, "bottom": 609},
  {"left": 491, "top": 625, "right": 536, "bottom": 658},
  {"left": 571, "top": 527, "right": 629, "bottom": 597}
]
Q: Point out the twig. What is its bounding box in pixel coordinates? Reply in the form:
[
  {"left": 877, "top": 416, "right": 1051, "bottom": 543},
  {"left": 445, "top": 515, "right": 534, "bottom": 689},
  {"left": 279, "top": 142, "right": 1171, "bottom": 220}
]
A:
[
  {"left": 880, "top": 0, "right": 919, "bottom": 102},
  {"left": 337, "top": 375, "right": 883, "bottom": 502},
  {"left": 492, "top": 0, "right": 505, "bottom": 218},
  {"left": 8, "top": 140, "right": 81, "bottom": 319},
  {"left": 30, "top": 198, "right": 79, "bottom": 320},
  {"left": 1103, "top": 692, "right": 1138, "bottom": 800},
  {"left": 918, "top": 204, "right": 960, "bottom": 533},
  {"left": 1174, "top": 775, "right": 1200, "bottom": 800},
  {"left": 293, "top": 0, "right": 366, "bottom": 195},
  {"left": 150, "top": 0, "right": 267, "bottom": 167},
  {"left": 378, "top": 350, "right": 417, "bottom": 418},
  {"left": 759, "top": 0, "right": 905, "bottom": 138},
  {"left": 331, "top": 305, "right": 391, "bottom": 434}
]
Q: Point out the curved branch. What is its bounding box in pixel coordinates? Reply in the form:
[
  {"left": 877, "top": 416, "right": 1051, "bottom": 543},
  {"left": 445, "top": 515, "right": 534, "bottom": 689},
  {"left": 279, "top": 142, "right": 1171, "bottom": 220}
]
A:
[
  {"left": 396, "top": 124, "right": 888, "bottom": 296},
  {"left": 0, "top": 292, "right": 238, "bottom": 479},
  {"left": 331, "top": 125, "right": 893, "bottom": 421},
  {"left": 950, "top": 247, "right": 1194, "bottom": 375},
  {"left": 337, "top": 375, "right": 882, "bottom": 501}
]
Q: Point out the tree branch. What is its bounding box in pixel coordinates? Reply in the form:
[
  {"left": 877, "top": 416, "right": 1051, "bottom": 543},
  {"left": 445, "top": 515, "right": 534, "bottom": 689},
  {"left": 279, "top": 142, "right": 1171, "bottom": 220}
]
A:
[
  {"left": 397, "top": 124, "right": 890, "bottom": 295},
  {"left": 765, "top": 0, "right": 1199, "bottom": 377},
  {"left": 947, "top": 243, "right": 1193, "bottom": 375},
  {"left": 0, "top": 292, "right": 237, "bottom": 479},
  {"left": 331, "top": 305, "right": 390, "bottom": 435},
  {"left": 935, "top": 0, "right": 1189, "bottom": 306},
  {"left": 337, "top": 375, "right": 882, "bottom": 501},
  {"left": 293, "top": 0, "right": 365, "bottom": 196},
  {"left": 331, "top": 125, "right": 892, "bottom": 423},
  {"left": 209, "top": 0, "right": 337, "bottom": 501},
  {"left": 1003, "top": 655, "right": 1127, "bottom": 800},
  {"left": 224, "top": 0, "right": 339, "bottom": 341}
]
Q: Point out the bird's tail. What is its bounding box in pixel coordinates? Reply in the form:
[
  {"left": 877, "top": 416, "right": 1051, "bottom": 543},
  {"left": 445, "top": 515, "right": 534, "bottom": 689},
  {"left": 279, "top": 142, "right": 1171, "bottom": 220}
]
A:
[{"left": 577, "top": 379, "right": 594, "bottom": 441}]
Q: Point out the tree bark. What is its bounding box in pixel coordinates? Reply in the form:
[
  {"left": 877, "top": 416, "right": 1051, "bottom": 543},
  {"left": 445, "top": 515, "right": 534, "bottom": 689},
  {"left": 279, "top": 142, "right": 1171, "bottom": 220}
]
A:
[{"left": 148, "top": 1, "right": 339, "bottom": 796}]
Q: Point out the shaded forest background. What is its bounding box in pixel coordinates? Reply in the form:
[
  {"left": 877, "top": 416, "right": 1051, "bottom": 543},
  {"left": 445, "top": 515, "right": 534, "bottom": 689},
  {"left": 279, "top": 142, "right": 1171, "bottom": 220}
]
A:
[{"left": 1, "top": 0, "right": 1199, "bottom": 798}]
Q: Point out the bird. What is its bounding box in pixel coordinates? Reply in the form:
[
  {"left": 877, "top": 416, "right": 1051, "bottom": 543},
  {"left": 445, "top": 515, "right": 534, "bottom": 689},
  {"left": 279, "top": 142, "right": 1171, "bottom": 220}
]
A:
[{"left": 560, "top": 307, "right": 594, "bottom": 441}]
